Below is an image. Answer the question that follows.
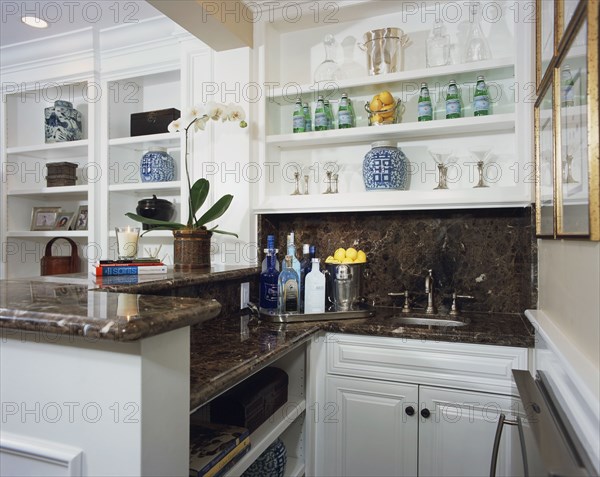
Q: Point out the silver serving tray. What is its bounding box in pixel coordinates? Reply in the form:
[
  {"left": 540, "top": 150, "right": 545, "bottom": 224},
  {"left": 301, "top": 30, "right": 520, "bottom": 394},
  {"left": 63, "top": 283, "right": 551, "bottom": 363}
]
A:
[{"left": 259, "top": 304, "right": 375, "bottom": 323}]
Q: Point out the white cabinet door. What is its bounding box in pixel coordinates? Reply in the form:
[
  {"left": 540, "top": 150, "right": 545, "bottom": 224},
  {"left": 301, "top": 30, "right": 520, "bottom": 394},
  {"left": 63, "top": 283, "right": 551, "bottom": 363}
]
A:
[
  {"left": 323, "top": 375, "right": 418, "bottom": 477},
  {"left": 418, "top": 386, "right": 523, "bottom": 477}
]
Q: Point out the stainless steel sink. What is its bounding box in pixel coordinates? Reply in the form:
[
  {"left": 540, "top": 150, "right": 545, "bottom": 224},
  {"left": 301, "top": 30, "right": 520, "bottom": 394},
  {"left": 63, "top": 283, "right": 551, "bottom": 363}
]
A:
[{"left": 390, "top": 315, "right": 469, "bottom": 327}]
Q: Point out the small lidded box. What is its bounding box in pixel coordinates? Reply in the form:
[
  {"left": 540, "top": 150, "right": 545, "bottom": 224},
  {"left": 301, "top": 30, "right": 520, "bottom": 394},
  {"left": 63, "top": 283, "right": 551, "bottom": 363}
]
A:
[
  {"left": 130, "top": 108, "right": 180, "bottom": 136},
  {"left": 46, "top": 162, "right": 77, "bottom": 187}
]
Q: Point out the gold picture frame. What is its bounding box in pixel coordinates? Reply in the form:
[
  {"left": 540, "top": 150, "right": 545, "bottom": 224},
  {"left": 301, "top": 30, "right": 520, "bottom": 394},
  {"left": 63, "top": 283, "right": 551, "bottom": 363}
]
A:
[
  {"left": 534, "top": 0, "right": 599, "bottom": 240},
  {"left": 54, "top": 212, "right": 74, "bottom": 231}
]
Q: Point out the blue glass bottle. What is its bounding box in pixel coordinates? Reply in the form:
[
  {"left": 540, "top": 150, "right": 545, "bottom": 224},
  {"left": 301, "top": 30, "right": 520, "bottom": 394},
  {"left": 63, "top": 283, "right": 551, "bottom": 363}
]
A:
[
  {"left": 278, "top": 256, "right": 299, "bottom": 314},
  {"left": 261, "top": 235, "right": 280, "bottom": 272},
  {"left": 260, "top": 248, "right": 280, "bottom": 314}
]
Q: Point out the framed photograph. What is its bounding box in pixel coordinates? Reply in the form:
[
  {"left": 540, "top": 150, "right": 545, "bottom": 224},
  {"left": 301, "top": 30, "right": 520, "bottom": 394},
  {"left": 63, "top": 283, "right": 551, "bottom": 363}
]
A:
[
  {"left": 30, "top": 207, "right": 61, "bottom": 231},
  {"left": 74, "top": 205, "right": 88, "bottom": 231},
  {"left": 54, "top": 212, "right": 74, "bottom": 231},
  {"left": 535, "top": 79, "right": 555, "bottom": 237}
]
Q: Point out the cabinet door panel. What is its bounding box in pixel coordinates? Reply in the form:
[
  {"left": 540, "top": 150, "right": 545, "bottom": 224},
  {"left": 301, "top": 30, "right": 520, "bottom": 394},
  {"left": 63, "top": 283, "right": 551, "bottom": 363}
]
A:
[
  {"left": 323, "top": 375, "right": 418, "bottom": 477},
  {"left": 418, "top": 386, "right": 523, "bottom": 477}
]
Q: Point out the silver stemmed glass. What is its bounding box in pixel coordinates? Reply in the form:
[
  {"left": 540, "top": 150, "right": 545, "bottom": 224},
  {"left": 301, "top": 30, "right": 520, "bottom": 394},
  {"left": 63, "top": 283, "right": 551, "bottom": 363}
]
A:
[
  {"left": 429, "top": 149, "right": 455, "bottom": 190},
  {"left": 470, "top": 148, "right": 492, "bottom": 188}
]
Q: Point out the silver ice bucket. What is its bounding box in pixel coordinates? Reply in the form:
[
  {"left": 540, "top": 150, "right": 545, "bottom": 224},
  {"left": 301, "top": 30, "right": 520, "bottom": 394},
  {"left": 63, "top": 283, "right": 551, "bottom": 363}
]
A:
[
  {"left": 324, "top": 263, "right": 366, "bottom": 312},
  {"left": 360, "top": 28, "right": 410, "bottom": 75}
]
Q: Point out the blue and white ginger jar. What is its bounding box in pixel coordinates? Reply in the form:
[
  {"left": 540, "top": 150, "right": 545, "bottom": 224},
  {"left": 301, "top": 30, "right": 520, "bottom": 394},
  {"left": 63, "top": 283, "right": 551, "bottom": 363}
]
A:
[
  {"left": 44, "top": 100, "right": 83, "bottom": 143},
  {"left": 242, "top": 438, "right": 287, "bottom": 477},
  {"left": 140, "top": 148, "right": 175, "bottom": 182},
  {"left": 362, "top": 141, "right": 409, "bottom": 190}
]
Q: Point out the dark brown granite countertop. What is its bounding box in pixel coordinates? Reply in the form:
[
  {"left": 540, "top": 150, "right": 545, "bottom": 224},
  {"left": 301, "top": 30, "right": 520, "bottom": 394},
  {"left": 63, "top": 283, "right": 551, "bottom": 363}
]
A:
[
  {"left": 189, "top": 308, "right": 534, "bottom": 410},
  {"left": 0, "top": 278, "right": 221, "bottom": 342}
]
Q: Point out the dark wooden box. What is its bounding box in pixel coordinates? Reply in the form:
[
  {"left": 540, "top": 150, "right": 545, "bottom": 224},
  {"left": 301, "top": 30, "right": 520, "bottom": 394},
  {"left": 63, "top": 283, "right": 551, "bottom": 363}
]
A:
[
  {"left": 46, "top": 162, "right": 77, "bottom": 187},
  {"left": 130, "top": 108, "right": 180, "bottom": 137},
  {"left": 210, "top": 367, "right": 288, "bottom": 433}
]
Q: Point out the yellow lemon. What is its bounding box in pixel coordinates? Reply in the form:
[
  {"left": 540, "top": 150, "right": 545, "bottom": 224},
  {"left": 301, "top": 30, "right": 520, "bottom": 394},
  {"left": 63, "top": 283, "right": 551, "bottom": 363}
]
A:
[
  {"left": 330, "top": 259, "right": 341, "bottom": 264},
  {"left": 355, "top": 250, "right": 367, "bottom": 263},
  {"left": 325, "top": 255, "right": 335, "bottom": 263},
  {"left": 342, "top": 257, "right": 354, "bottom": 264},
  {"left": 370, "top": 96, "right": 383, "bottom": 112},
  {"left": 379, "top": 108, "right": 395, "bottom": 119},
  {"left": 345, "top": 247, "right": 358, "bottom": 261},
  {"left": 371, "top": 113, "right": 384, "bottom": 124},
  {"left": 333, "top": 248, "right": 346, "bottom": 261},
  {"left": 379, "top": 91, "right": 394, "bottom": 106}
]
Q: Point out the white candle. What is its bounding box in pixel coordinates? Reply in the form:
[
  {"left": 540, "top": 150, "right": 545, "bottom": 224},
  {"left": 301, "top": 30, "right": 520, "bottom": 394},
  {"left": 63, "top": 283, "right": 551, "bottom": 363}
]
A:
[
  {"left": 115, "top": 227, "right": 140, "bottom": 259},
  {"left": 116, "top": 293, "right": 139, "bottom": 320}
]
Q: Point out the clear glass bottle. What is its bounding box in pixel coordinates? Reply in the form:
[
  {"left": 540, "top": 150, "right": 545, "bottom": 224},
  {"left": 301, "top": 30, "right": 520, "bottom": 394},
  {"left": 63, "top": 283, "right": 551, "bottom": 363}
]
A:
[
  {"left": 283, "top": 232, "right": 302, "bottom": 289},
  {"left": 445, "top": 80, "right": 462, "bottom": 119},
  {"left": 314, "top": 34, "right": 340, "bottom": 83},
  {"left": 278, "top": 255, "right": 299, "bottom": 314},
  {"left": 299, "top": 244, "right": 312, "bottom": 312},
  {"left": 314, "top": 96, "right": 328, "bottom": 131},
  {"left": 473, "top": 75, "right": 490, "bottom": 116},
  {"left": 418, "top": 82, "right": 433, "bottom": 121},
  {"left": 304, "top": 258, "right": 326, "bottom": 314},
  {"left": 464, "top": 2, "right": 491, "bottom": 62},
  {"left": 426, "top": 21, "right": 451, "bottom": 67},
  {"left": 292, "top": 98, "right": 305, "bottom": 133},
  {"left": 259, "top": 245, "right": 280, "bottom": 314}
]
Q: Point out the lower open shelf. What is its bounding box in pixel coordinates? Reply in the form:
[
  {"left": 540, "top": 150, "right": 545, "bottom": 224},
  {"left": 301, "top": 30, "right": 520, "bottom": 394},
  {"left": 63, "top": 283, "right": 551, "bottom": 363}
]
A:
[{"left": 223, "top": 397, "right": 306, "bottom": 476}]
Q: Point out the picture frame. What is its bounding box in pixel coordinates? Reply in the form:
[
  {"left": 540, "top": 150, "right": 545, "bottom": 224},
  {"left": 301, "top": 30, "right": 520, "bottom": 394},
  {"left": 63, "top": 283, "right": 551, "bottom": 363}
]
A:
[
  {"left": 54, "top": 212, "right": 74, "bottom": 231},
  {"left": 30, "top": 207, "right": 61, "bottom": 231},
  {"left": 535, "top": 78, "right": 555, "bottom": 237},
  {"left": 74, "top": 205, "right": 88, "bottom": 231},
  {"left": 534, "top": 0, "right": 599, "bottom": 241}
]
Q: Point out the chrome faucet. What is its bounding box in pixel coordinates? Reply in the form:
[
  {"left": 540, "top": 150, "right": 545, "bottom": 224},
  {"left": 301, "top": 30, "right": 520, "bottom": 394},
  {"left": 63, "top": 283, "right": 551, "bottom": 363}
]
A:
[{"left": 424, "top": 269, "right": 436, "bottom": 314}]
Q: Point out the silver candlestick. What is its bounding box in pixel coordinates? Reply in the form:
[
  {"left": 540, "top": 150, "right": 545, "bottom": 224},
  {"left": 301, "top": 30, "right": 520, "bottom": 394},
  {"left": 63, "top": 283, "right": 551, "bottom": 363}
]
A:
[
  {"left": 435, "top": 163, "right": 449, "bottom": 190},
  {"left": 323, "top": 170, "right": 333, "bottom": 194},
  {"left": 333, "top": 174, "right": 339, "bottom": 193},
  {"left": 304, "top": 174, "right": 310, "bottom": 194},
  {"left": 291, "top": 171, "right": 301, "bottom": 195}
]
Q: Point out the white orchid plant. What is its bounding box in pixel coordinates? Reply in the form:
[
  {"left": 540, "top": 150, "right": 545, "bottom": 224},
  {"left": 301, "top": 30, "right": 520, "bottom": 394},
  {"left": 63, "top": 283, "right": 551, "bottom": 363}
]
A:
[{"left": 126, "top": 102, "right": 247, "bottom": 237}]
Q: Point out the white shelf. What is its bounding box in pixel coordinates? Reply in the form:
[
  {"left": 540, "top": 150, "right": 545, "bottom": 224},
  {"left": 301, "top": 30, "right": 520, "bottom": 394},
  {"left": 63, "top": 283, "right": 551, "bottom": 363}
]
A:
[
  {"left": 108, "top": 230, "right": 176, "bottom": 238},
  {"left": 284, "top": 457, "right": 305, "bottom": 477},
  {"left": 109, "top": 181, "right": 182, "bottom": 194},
  {"left": 7, "top": 185, "right": 88, "bottom": 200},
  {"left": 255, "top": 186, "right": 531, "bottom": 214},
  {"left": 7, "top": 230, "right": 89, "bottom": 238},
  {"left": 270, "top": 57, "right": 515, "bottom": 98},
  {"left": 225, "top": 398, "right": 306, "bottom": 477},
  {"left": 109, "top": 132, "right": 181, "bottom": 150},
  {"left": 267, "top": 114, "right": 515, "bottom": 148},
  {"left": 6, "top": 140, "right": 89, "bottom": 159}
]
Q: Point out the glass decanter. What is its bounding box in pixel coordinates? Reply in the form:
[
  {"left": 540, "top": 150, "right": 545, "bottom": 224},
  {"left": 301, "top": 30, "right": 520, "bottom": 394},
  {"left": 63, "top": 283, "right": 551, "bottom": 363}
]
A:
[
  {"left": 464, "top": 2, "right": 491, "bottom": 62},
  {"left": 314, "top": 34, "right": 340, "bottom": 83},
  {"left": 426, "top": 21, "right": 451, "bottom": 67}
]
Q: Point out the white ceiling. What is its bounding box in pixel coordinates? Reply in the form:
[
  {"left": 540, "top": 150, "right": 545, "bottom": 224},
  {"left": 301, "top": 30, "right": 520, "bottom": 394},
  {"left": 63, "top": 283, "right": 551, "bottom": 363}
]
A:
[{"left": 0, "top": 0, "right": 164, "bottom": 47}]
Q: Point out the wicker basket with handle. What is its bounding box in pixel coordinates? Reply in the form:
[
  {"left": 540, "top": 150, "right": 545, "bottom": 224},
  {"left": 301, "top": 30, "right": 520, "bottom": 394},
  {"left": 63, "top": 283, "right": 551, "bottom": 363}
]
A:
[{"left": 41, "top": 237, "right": 81, "bottom": 276}]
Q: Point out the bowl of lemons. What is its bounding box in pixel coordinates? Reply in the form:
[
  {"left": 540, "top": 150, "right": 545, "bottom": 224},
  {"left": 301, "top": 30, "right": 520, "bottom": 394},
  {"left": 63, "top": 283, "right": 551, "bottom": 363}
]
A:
[{"left": 364, "top": 91, "right": 404, "bottom": 126}]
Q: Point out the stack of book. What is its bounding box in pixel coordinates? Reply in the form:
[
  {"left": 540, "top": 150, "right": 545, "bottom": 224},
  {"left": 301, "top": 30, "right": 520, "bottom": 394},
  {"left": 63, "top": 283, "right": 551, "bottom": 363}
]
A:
[
  {"left": 189, "top": 421, "right": 251, "bottom": 477},
  {"left": 91, "top": 258, "right": 167, "bottom": 276}
]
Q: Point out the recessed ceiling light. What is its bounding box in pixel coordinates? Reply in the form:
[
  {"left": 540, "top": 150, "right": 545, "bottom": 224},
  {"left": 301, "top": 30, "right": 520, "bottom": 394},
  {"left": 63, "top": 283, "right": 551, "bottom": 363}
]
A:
[{"left": 21, "top": 16, "right": 48, "bottom": 29}]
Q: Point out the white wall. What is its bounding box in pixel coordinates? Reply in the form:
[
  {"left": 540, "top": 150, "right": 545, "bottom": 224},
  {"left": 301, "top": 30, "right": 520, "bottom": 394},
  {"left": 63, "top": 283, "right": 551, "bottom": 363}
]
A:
[{"left": 537, "top": 240, "right": 600, "bottom": 397}]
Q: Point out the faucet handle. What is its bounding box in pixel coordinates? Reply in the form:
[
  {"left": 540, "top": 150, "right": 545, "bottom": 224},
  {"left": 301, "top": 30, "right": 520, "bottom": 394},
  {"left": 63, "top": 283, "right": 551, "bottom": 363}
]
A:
[
  {"left": 388, "top": 291, "right": 412, "bottom": 313},
  {"left": 448, "top": 293, "right": 475, "bottom": 316}
]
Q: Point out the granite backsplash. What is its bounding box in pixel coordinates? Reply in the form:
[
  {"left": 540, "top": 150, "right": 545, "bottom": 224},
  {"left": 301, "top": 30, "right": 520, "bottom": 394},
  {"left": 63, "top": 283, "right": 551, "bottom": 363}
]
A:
[{"left": 259, "top": 207, "right": 537, "bottom": 314}]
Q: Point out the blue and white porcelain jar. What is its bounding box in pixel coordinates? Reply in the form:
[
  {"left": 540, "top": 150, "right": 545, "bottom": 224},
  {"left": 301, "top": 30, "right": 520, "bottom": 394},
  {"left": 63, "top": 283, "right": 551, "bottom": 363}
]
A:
[
  {"left": 362, "top": 141, "right": 409, "bottom": 191},
  {"left": 44, "top": 100, "right": 83, "bottom": 143},
  {"left": 140, "top": 147, "right": 175, "bottom": 183},
  {"left": 242, "top": 438, "right": 287, "bottom": 477}
]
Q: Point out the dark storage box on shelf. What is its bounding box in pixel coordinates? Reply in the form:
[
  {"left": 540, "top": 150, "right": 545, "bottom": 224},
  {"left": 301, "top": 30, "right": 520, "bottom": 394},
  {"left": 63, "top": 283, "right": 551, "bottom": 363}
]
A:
[
  {"left": 130, "top": 108, "right": 180, "bottom": 136},
  {"left": 46, "top": 162, "right": 77, "bottom": 187},
  {"left": 210, "top": 367, "right": 288, "bottom": 433}
]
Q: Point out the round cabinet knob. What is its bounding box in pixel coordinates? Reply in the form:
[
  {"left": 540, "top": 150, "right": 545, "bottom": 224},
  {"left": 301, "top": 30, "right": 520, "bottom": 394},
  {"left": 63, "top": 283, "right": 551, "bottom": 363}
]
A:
[
  {"left": 405, "top": 406, "right": 415, "bottom": 416},
  {"left": 420, "top": 408, "right": 431, "bottom": 418}
]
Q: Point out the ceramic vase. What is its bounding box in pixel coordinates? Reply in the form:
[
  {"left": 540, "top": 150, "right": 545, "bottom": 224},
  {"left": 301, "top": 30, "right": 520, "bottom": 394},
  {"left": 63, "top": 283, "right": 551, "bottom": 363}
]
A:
[
  {"left": 44, "top": 100, "right": 83, "bottom": 143},
  {"left": 140, "top": 147, "right": 175, "bottom": 183},
  {"left": 362, "top": 141, "right": 409, "bottom": 190},
  {"left": 173, "top": 229, "right": 212, "bottom": 270}
]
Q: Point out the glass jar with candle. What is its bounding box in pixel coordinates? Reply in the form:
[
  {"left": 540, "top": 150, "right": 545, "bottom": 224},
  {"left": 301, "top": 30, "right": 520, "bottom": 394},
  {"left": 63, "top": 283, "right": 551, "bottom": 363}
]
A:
[{"left": 115, "top": 226, "right": 140, "bottom": 259}]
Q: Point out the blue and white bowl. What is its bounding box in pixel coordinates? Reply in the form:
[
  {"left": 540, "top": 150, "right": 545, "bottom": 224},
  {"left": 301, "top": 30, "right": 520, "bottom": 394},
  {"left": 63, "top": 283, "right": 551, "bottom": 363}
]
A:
[
  {"left": 362, "top": 141, "right": 409, "bottom": 191},
  {"left": 140, "top": 148, "right": 175, "bottom": 183},
  {"left": 44, "top": 100, "right": 83, "bottom": 143}
]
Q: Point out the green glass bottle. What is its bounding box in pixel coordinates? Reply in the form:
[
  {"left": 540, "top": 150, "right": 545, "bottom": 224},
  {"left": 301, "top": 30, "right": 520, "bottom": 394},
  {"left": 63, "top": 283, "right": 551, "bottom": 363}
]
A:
[
  {"left": 303, "top": 103, "right": 312, "bottom": 132},
  {"left": 324, "top": 99, "right": 334, "bottom": 129},
  {"left": 445, "top": 79, "right": 462, "bottom": 119},
  {"left": 314, "top": 96, "right": 328, "bottom": 131},
  {"left": 418, "top": 82, "right": 433, "bottom": 121},
  {"left": 348, "top": 97, "right": 356, "bottom": 127},
  {"left": 338, "top": 93, "right": 353, "bottom": 128},
  {"left": 292, "top": 98, "right": 305, "bottom": 133},
  {"left": 473, "top": 75, "right": 490, "bottom": 116}
]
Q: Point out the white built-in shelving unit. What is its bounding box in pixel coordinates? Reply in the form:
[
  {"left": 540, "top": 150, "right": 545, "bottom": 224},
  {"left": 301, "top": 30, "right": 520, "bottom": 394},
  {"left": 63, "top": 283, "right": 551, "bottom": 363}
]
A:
[{"left": 252, "top": 0, "right": 534, "bottom": 214}]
